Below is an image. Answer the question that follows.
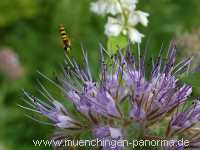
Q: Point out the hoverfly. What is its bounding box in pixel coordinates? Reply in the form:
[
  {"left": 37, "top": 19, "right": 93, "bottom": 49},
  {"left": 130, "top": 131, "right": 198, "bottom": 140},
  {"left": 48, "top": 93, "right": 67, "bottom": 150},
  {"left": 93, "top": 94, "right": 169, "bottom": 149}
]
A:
[{"left": 59, "top": 24, "right": 71, "bottom": 53}]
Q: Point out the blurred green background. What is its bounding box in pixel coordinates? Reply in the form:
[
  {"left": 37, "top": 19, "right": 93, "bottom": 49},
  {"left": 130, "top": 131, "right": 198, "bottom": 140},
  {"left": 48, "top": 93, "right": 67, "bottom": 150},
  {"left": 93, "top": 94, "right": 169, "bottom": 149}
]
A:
[{"left": 0, "top": 0, "right": 200, "bottom": 150}]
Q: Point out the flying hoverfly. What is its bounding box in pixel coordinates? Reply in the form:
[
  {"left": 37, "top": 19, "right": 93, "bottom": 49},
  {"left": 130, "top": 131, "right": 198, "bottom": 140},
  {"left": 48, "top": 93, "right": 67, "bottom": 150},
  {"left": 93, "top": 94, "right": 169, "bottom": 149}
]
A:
[{"left": 59, "top": 24, "right": 71, "bottom": 53}]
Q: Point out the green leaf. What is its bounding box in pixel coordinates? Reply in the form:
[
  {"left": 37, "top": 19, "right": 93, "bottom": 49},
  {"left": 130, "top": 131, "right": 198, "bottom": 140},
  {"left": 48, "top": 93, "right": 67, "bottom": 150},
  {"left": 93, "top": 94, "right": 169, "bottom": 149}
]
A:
[
  {"left": 107, "top": 35, "right": 128, "bottom": 55},
  {"left": 180, "top": 72, "right": 200, "bottom": 95},
  {"left": 181, "top": 73, "right": 200, "bottom": 87}
]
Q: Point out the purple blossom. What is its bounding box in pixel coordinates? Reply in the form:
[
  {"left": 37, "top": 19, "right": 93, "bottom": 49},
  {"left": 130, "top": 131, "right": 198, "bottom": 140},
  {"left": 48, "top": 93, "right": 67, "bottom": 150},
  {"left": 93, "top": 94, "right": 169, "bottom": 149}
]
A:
[
  {"left": 125, "top": 44, "right": 192, "bottom": 125},
  {"left": 67, "top": 83, "right": 121, "bottom": 119},
  {"left": 168, "top": 101, "right": 200, "bottom": 137},
  {"left": 22, "top": 42, "right": 200, "bottom": 150},
  {"left": 63, "top": 49, "right": 123, "bottom": 120},
  {"left": 93, "top": 125, "right": 123, "bottom": 150}
]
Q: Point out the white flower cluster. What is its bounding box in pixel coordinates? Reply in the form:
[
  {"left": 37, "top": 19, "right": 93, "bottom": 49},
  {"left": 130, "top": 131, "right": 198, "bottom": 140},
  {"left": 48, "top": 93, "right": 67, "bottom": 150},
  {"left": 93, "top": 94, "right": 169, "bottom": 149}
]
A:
[{"left": 90, "top": 0, "right": 149, "bottom": 43}]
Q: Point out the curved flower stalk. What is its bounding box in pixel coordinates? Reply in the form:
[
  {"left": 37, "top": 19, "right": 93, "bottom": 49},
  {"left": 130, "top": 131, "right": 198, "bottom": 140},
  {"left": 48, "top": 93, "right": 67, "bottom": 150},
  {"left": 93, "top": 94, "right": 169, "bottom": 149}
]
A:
[
  {"left": 90, "top": 0, "right": 149, "bottom": 43},
  {"left": 22, "top": 43, "right": 200, "bottom": 149}
]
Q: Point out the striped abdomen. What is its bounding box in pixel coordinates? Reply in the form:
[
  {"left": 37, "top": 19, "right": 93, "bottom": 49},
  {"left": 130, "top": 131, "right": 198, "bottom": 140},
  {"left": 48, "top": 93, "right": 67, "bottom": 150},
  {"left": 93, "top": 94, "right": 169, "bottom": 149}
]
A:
[{"left": 59, "top": 24, "right": 71, "bottom": 51}]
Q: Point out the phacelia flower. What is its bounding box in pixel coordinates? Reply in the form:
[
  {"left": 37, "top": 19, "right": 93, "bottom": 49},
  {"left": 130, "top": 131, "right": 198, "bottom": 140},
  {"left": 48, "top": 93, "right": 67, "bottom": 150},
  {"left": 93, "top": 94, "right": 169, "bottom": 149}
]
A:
[
  {"left": 23, "top": 42, "right": 200, "bottom": 149},
  {"left": 90, "top": 0, "right": 149, "bottom": 44},
  {"left": 93, "top": 125, "right": 123, "bottom": 150}
]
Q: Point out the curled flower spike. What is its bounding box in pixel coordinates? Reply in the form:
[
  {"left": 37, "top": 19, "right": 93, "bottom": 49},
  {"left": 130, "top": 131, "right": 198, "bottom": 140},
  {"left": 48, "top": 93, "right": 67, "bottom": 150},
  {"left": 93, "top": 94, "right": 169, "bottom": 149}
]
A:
[{"left": 22, "top": 42, "right": 200, "bottom": 150}]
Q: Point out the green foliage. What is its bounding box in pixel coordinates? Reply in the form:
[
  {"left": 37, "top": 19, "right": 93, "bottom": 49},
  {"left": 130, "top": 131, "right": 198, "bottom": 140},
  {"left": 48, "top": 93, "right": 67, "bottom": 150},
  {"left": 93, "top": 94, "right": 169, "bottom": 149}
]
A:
[
  {"left": 181, "top": 73, "right": 200, "bottom": 87},
  {"left": 139, "top": 0, "right": 200, "bottom": 56},
  {"left": 0, "top": 0, "right": 39, "bottom": 27},
  {"left": 180, "top": 72, "right": 200, "bottom": 96},
  {"left": 52, "top": 0, "right": 105, "bottom": 69},
  {"left": 107, "top": 35, "right": 128, "bottom": 54}
]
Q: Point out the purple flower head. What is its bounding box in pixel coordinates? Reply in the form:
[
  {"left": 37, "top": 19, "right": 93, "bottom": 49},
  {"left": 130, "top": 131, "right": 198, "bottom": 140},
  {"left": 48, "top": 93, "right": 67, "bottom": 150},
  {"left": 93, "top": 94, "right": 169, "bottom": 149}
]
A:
[
  {"left": 125, "top": 43, "right": 192, "bottom": 125},
  {"left": 168, "top": 101, "right": 200, "bottom": 137},
  {"left": 67, "top": 82, "right": 121, "bottom": 119},
  {"left": 105, "top": 73, "right": 128, "bottom": 101},
  {"left": 22, "top": 42, "right": 200, "bottom": 150},
  {"left": 63, "top": 48, "right": 124, "bottom": 121},
  {"left": 93, "top": 125, "right": 123, "bottom": 150}
]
